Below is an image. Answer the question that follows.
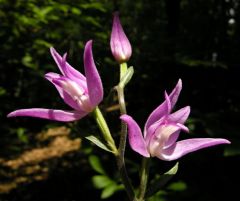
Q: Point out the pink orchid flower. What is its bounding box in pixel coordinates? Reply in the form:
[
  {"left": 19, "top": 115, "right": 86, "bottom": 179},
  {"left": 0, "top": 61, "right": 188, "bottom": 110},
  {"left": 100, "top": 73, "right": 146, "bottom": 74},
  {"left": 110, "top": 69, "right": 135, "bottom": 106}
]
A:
[
  {"left": 7, "top": 40, "right": 103, "bottom": 122},
  {"left": 110, "top": 12, "right": 132, "bottom": 63},
  {"left": 120, "top": 79, "right": 230, "bottom": 161}
]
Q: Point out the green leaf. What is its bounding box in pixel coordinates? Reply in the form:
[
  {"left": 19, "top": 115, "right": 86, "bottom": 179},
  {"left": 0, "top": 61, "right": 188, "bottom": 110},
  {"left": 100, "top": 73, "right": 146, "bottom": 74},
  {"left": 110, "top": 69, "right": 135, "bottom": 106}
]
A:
[
  {"left": 146, "top": 162, "right": 179, "bottom": 198},
  {"left": 84, "top": 16, "right": 101, "bottom": 27},
  {"left": 71, "top": 7, "right": 82, "bottom": 15},
  {"left": 148, "top": 190, "right": 167, "bottom": 201},
  {"left": 88, "top": 155, "right": 106, "bottom": 174},
  {"left": 22, "top": 53, "right": 36, "bottom": 69},
  {"left": 167, "top": 181, "right": 187, "bottom": 192},
  {"left": 16, "top": 128, "right": 28, "bottom": 143},
  {"left": 34, "top": 39, "right": 52, "bottom": 48},
  {"left": 80, "top": 3, "right": 106, "bottom": 12},
  {"left": 119, "top": 66, "right": 134, "bottom": 88},
  {"left": 92, "top": 175, "right": 113, "bottom": 189},
  {"left": 86, "top": 135, "right": 113, "bottom": 153},
  {"left": 101, "top": 184, "right": 124, "bottom": 199}
]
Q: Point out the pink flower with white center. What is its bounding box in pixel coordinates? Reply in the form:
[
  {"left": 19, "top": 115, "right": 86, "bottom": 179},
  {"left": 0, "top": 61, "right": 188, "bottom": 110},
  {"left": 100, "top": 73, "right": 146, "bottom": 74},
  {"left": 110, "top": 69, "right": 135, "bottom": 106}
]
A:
[
  {"left": 7, "top": 40, "right": 103, "bottom": 122},
  {"left": 120, "top": 79, "right": 230, "bottom": 161}
]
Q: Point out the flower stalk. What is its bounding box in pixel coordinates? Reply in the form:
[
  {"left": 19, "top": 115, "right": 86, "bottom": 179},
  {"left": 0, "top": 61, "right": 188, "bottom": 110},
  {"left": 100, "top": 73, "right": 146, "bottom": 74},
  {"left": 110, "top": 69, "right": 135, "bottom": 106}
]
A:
[
  {"left": 120, "top": 62, "right": 128, "bottom": 80},
  {"left": 117, "top": 84, "right": 128, "bottom": 157},
  {"left": 115, "top": 62, "right": 137, "bottom": 200},
  {"left": 92, "top": 107, "right": 118, "bottom": 155},
  {"left": 118, "top": 62, "right": 128, "bottom": 154},
  {"left": 138, "top": 158, "right": 150, "bottom": 201},
  {"left": 117, "top": 62, "right": 128, "bottom": 158}
]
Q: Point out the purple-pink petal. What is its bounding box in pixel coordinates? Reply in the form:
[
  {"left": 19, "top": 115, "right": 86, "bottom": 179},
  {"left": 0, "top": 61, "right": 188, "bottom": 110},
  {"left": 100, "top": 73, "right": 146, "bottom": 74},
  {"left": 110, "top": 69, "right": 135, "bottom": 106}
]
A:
[
  {"left": 7, "top": 108, "right": 87, "bottom": 122},
  {"left": 158, "top": 138, "right": 231, "bottom": 161},
  {"left": 120, "top": 115, "right": 150, "bottom": 157},
  {"left": 144, "top": 79, "right": 182, "bottom": 136},
  {"left": 144, "top": 116, "right": 166, "bottom": 146},
  {"left": 45, "top": 72, "right": 81, "bottom": 110},
  {"left": 164, "top": 91, "right": 172, "bottom": 114},
  {"left": 168, "top": 106, "right": 190, "bottom": 124},
  {"left": 50, "top": 47, "right": 86, "bottom": 82},
  {"left": 83, "top": 40, "right": 103, "bottom": 107},
  {"left": 169, "top": 79, "right": 182, "bottom": 107},
  {"left": 148, "top": 123, "right": 183, "bottom": 157},
  {"left": 163, "top": 132, "right": 180, "bottom": 149}
]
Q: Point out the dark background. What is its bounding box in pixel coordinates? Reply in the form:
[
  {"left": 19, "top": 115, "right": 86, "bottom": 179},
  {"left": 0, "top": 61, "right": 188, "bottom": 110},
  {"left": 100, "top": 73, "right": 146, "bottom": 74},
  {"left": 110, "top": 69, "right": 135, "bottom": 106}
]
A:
[{"left": 0, "top": 0, "right": 239, "bottom": 201}]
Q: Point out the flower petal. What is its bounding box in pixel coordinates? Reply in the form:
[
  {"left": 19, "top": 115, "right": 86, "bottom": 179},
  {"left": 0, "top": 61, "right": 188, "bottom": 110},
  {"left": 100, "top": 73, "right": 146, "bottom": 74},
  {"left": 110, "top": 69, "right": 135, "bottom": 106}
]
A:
[
  {"left": 164, "top": 91, "right": 172, "bottom": 114},
  {"left": 61, "top": 52, "right": 88, "bottom": 89},
  {"left": 120, "top": 115, "right": 150, "bottom": 157},
  {"left": 144, "top": 79, "right": 182, "bottom": 137},
  {"left": 83, "top": 40, "right": 103, "bottom": 107},
  {"left": 158, "top": 138, "right": 231, "bottom": 161},
  {"left": 50, "top": 47, "right": 86, "bottom": 82},
  {"left": 45, "top": 72, "right": 81, "bottom": 110},
  {"left": 170, "top": 79, "right": 182, "bottom": 107},
  {"left": 7, "top": 108, "right": 87, "bottom": 122},
  {"left": 52, "top": 76, "right": 92, "bottom": 112},
  {"left": 148, "top": 123, "right": 182, "bottom": 157},
  {"left": 52, "top": 77, "right": 85, "bottom": 98},
  {"left": 164, "top": 131, "right": 180, "bottom": 149},
  {"left": 168, "top": 106, "right": 190, "bottom": 124}
]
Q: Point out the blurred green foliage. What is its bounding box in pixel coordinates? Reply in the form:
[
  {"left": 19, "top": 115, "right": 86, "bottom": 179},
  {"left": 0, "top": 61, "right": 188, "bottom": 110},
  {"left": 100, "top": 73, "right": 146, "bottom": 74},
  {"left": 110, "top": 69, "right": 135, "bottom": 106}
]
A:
[{"left": 0, "top": 0, "right": 240, "bottom": 201}]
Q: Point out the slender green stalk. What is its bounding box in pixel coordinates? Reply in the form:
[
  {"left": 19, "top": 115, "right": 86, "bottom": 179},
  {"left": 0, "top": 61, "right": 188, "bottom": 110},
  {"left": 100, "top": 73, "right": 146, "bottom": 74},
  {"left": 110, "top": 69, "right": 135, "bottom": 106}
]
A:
[
  {"left": 92, "top": 106, "right": 135, "bottom": 200},
  {"left": 116, "top": 85, "right": 128, "bottom": 161},
  {"left": 120, "top": 62, "right": 128, "bottom": 80},
  {"left": 138, "top": 158, "right": 150, "bottom": 201},
  {"left": 115, "top": 62, "right": 137, "bottom": 200},
  {"left": 118, "top": 62, "right": 128, "bottom": 155},
  {"left": 92, "top": 107, "right": 118, "bottom": 155},
  {"left": 116, "top": 157, "right": 136, "bottom": 201}
]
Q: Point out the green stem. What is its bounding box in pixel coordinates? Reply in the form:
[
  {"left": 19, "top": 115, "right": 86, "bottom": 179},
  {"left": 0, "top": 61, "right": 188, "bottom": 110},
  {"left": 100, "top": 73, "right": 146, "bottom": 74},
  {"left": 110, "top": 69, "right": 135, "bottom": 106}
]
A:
[
  {"left": 120, "top": 62, "right": 128, "bottom": 80},
  {"left": 92, "top": 106, "right": 135, "bottom": 200},
  {"left": 116, "top": 156, "right": 136, "bottom": 201},
  {"left": 118, "top": 62, "right": 128, "bottom": 155},
  {"left": 138, "top": 158, "right": 150, "bottom": 201},
  {"left": 92, "top": 107, "right": 118, "bottom": 155},
  {"left": 115, "top": 62, "right": 137, "bottom": 200}
]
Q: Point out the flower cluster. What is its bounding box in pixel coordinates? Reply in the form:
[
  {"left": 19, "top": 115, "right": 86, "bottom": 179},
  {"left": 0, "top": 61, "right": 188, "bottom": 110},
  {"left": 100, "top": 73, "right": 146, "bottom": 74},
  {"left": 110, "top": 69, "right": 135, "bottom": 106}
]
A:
[{"left": 8, "top": 12, "right": 230, "bottom": 161}]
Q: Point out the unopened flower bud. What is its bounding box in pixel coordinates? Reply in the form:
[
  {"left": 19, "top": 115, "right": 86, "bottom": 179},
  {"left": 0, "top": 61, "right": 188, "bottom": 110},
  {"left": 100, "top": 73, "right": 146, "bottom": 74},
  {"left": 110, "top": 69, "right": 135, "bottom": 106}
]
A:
[{"left": 110, "top": 12, "right": 132, "bottom": 63}]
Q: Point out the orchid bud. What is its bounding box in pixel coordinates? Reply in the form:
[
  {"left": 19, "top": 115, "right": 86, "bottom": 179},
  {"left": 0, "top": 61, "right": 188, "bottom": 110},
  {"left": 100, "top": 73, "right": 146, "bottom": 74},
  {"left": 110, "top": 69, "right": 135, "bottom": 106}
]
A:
[{"left": 110, "top": 12, "right": 132, "bottom": 63}]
